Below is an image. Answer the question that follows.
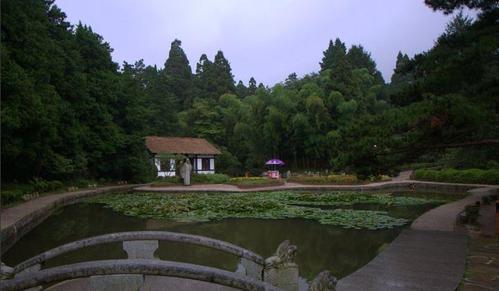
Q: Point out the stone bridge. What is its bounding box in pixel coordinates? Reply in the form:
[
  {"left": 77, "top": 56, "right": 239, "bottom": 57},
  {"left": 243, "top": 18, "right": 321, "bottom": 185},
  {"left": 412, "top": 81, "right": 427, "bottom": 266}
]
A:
[{"left": 0, "top": 231, "right": 336, "bottom": 291}]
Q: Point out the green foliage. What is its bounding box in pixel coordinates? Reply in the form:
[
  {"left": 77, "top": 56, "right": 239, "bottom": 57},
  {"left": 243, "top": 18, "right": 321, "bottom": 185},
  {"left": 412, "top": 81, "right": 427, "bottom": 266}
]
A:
[
  {"left": 163, "top": 39, "right": 193, "bottom": 109},
  {"left": 2, "top": 0, "right": 497, "bottom": 186},
  {"left": 288, "top": 174, "right": 360, "bottom": 184},
  {"left": 151, "top": 174, "right": 230, "bottom": 186},
  {"left": 424, "top": 0, "right": 498, "bottom": 14},
  {"left": 86, "top": 191, "right": 444, "bottom": 229},
  {"left": 216, "top": 149, "right": 244, "bottom": 176},
  {"left": 191, "top": 173, "right": 230, "bottom": 184},
  {"left": 29, "top": 178, "right": 63, "bottom": 193},
  {"left": 413, "top": 168, "right": 499, "bottom": 185},
  {"left": 228, "top": 177, "right": 284, "bottom": 188},
  {"left": 1, "top": 190, "right": 24, "bottom": 205},
  {"left": 460, "top": 204, "right": 480, "bottom": 224}
]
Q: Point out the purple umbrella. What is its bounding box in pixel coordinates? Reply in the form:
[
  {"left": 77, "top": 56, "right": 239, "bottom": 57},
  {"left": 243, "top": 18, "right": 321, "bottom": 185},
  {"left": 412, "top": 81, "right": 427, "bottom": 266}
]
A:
[{"left": 265, "top": 159, "right": 285, "bottom": 166}]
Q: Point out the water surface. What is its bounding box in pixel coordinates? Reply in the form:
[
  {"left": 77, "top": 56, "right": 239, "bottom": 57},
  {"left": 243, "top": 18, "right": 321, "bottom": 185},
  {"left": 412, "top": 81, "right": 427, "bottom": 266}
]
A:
[{"left": 3, "top": 197, "right": 440, "bottom": 280}]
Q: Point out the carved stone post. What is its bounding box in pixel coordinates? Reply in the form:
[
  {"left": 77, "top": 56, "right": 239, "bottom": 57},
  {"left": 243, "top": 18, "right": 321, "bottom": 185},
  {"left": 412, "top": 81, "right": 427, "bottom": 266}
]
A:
[
  {"left": 263, "top": 240, "right": 299, "bottom": 291},
  {"left": 86, "top": 240, "right": 159, "bottom": 290},
  {"left": 237, "top": 257, "right": 263, "bottom": 280}
]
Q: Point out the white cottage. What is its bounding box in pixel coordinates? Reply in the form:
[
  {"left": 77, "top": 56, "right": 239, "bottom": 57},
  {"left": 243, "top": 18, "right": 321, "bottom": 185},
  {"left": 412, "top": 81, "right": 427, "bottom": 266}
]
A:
[{"left": 145, "top": 136, "right": 221, "bottom": 177}]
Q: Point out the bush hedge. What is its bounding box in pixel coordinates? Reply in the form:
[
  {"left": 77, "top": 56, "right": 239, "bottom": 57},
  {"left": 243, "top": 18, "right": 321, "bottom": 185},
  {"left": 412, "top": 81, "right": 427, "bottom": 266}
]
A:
[
  {"left": 413, "top": 168, "right": 499, "bottom": 185},
  {"left": 191, "top": 173, "right": 230, "bottom": 184},
  {"left": 229, "top": 177, "right": 284, "bottom": 188},
  {"left": 287, "top": 174, "right": 360, "bottom": 185},
  {"left": 1, "top": 190, "right": 24, "bottom": 205},
  {"left": 30, "top": 178, "right": 63, "bottom": 193},
  {"left": 151, "top": 174, "right": 230, "bottom": 187},
  {"left": 1, "top": 178, "right": 104, "bottom": 206}
]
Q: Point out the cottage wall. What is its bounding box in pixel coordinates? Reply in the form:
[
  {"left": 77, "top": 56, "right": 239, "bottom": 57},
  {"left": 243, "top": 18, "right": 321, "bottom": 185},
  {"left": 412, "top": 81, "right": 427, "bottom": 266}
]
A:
[
  {"left": 155, "top": 157, "right": 176, "bottom": 177},
  {"left": 154, "top": 155, "right": 215, "bottom": 177}
]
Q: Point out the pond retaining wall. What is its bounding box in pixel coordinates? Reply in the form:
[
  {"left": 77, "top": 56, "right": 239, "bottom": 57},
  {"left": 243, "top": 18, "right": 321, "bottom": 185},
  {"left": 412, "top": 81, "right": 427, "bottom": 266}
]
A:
[{"left": 1, "top": 185, "right": 139, "bottom": 255}]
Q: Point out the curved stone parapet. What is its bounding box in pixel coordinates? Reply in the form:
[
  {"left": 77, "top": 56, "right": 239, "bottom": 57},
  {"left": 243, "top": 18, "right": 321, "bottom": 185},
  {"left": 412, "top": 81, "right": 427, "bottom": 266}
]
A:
[
  {"left": 14, "top": 231, "right": 264, "bottom": 273},
  {"left": 1, "top": 185, "right": 140, "bottom": 254},
  {"left": 1, "top": 259, "right": 280, "bottom": 291}
]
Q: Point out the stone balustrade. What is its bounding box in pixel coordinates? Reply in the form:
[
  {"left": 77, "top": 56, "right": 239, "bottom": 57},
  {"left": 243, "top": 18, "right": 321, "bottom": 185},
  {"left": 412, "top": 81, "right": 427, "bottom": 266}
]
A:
[{"left": 1, "top": 231, "right": 337, "bottom": 291}]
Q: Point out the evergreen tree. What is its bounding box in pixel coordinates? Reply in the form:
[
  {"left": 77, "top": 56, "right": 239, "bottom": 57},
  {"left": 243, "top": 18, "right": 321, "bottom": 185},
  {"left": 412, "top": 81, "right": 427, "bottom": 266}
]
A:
[
  {"left": 347, "top": 45, "right": 384, "bottom": 84},
  {"left": 235, "top": 80, "right": 248, "bottom": 98},
  {"left": 193, "top": 53, "right": 216, "bottom": 100},
  {"left": 162, "top": 39, "right": 193, "bottom": 110},
  {"left": 213, "top": 50, "right": 235, "bottom": 97},
  {"left": 248, "top": 77, "right": 257, "bottom": 95},
  {"left": 320, "top": 40, "right": 335, "bottom": 71},
  {"left": 424, "top": 0, "right": 498, "bottom": 14},
  {"left": 321, "top": 38, "right": 353, "bottom": 97}
]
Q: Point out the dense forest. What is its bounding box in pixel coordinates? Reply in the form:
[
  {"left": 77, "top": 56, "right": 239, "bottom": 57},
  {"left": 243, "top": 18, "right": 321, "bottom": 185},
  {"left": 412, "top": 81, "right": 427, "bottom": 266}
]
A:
[{"left": 1, "top": 0, "right": 498, "bottom": 184}]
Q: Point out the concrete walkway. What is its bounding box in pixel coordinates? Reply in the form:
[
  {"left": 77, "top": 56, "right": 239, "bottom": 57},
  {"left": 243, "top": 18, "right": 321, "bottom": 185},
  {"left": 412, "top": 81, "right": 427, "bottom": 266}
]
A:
[
  {"left": 337, "top": 230, "right": 468, "bottom": 291},
  {"left": 412, "top": 187, "right": 496, "bottom": 232},
  {"left": 336, "top": 186, "right": 498, "bottom": 291}
]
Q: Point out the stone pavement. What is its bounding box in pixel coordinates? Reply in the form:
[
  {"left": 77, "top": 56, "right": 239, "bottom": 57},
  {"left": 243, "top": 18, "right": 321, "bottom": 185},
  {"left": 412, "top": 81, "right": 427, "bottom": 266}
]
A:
[
  {"left": 412, "top": 187, "right": 497, "bottom": 232},
  {"left": 337, "top": 230, "right": 468, "bottom": 291},
  {"left": 392, "top": 170, "right": 413, "bottom": 181},
  {"left": 336, "top": 186, "right": 498, "bottom": 291}
]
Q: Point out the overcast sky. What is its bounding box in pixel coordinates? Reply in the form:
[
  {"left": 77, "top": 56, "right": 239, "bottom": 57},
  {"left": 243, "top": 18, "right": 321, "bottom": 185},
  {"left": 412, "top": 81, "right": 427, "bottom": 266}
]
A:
[{"left": 56, "top": 0, "right": 467, "bottom": 85}]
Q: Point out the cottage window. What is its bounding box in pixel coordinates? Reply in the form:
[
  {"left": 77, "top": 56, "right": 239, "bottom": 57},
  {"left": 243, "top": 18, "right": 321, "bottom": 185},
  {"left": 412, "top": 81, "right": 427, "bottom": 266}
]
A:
[
  {"left": 202, "top": 158, "right": 210, "bottom": 171},
  {"left": 160, "top": 159, "right": 172, "bottom": 172}
]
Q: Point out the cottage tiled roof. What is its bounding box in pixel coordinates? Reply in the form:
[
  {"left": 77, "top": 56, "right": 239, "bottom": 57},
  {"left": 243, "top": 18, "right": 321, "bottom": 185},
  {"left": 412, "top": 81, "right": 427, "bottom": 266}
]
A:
[{"left": 145, "top": 136, "right": 221, "bottom": 155}]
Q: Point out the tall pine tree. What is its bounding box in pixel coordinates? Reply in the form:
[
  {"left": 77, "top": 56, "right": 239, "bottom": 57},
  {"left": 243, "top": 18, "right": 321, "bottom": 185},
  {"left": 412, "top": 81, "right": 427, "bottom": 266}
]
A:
[{"left": 162, "top": 39, "right": 193, "bottom": 109}]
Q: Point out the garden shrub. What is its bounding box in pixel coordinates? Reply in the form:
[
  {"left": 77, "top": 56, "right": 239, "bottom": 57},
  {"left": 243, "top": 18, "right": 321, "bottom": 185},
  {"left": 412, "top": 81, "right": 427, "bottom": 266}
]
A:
[
  {"left": 29, "top": 178, "right": 63, "bottom": 193},
  {"left": 1, "top": 190, "right": 24, "bottom": 205},
  {"left": 229, "top": 177, "right": 284, "bottom": 188},
  {"left": 151, "top": 174, "right": 230, "bottom": 186},
  {"left": 288, "top": 174, "right": 360, "bottom": 184},
  {"left": 413, "top": 168, "right": 499, "bottom": 185},
  {"left": 460, "top": 203, "right": 480, "bottom": 224},
  {"left": 216, "top": 149, "right": 244, "bottom": 177},
  {"left": 191, "top": 173, "right": 230, "bottom": 184}
]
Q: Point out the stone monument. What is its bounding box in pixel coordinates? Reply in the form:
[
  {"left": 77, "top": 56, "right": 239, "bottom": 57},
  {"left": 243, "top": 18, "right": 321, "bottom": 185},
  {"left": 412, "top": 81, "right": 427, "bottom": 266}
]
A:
[{"left": 180, "top": 158, "right": 192, "bottom": 186}]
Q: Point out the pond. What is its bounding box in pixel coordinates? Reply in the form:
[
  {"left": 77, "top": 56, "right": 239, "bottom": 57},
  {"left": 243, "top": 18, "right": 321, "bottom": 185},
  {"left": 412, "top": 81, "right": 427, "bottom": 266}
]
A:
[{"left": 2, "top": 191, "right": 460, "bottom": 281}]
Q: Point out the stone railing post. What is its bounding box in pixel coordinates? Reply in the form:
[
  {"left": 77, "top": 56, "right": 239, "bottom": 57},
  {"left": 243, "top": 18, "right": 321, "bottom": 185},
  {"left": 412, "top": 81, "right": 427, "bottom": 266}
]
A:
[
  {"left": 87, "top": 240, "right": 160, "bottom": 290},
  {"left": 263, "top": 240, "right": 299, "bottom": 291},
  {"left": 122, "top": 240, "right": 159, "bottom": 259},
  {"left": 237, "top": 257, "right": 264, "bottom": 280}
]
